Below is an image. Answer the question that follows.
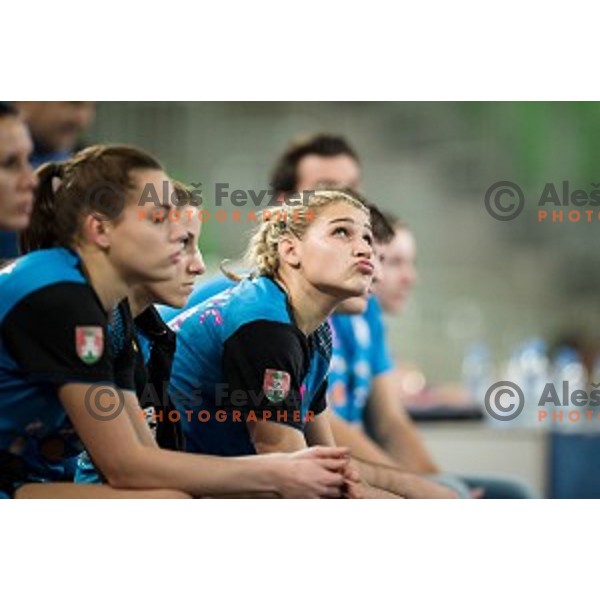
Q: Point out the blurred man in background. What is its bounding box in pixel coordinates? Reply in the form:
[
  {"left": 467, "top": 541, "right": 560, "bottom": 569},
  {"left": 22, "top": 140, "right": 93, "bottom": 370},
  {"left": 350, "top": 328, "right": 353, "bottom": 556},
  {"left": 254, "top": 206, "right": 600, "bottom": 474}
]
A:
[
  {"left": 270, "top": 133, "right": 361, "bottom": 198},
  {"left": 12, "top": 102, "right": 96, "bottom": 168}
]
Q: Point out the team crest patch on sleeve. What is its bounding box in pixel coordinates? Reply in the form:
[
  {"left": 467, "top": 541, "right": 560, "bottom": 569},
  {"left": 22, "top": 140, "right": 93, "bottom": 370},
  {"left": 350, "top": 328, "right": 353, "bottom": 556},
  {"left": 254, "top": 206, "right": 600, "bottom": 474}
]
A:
[
  {"left": 76, "top": 326, "right": 104, "bottom": 365},
  {"left": 263, "top": 369, "right": 291, "bottom": 403}
]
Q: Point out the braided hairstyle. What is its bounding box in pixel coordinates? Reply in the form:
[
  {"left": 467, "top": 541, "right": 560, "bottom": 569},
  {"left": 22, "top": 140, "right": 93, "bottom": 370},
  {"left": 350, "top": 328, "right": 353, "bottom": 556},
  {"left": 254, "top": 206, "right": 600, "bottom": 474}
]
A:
[{"left": 240, "top": 189, "right": 369, "bottom": 279}]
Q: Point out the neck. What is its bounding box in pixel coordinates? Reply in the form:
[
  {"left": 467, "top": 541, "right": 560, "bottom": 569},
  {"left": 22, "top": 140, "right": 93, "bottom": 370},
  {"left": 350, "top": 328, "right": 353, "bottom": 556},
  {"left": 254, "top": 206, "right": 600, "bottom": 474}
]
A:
[
  {"left": 74, "top": 245, "right": 129, "bottom": 312},
  {"left": 275, "top": 270, "right": 339, "bottom": 336},
  {"left": 128, "top": 285, "right": 153, "bottom": 318}
]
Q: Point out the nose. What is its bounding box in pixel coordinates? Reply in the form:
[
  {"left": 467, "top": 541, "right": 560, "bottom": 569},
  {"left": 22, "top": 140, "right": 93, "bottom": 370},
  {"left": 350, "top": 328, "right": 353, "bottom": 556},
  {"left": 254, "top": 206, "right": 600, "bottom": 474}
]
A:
[
  {"left": 19, "top": 163, "right": 38, "bottom": 192},
  {"left": 168, "top": 216, "right": 188, "bottom": 246},
  {"left": 404, "top": 265, "right": 417, "bottom": 287},
  {"left": 74, "top": 104, "right": 95, "bottom": 129},
  {"left": 355, "top": 237, "right": 373, "bottom": 259},
  {"left": 372, "top": 256, "right": 384, "bottom": 285},
  {"left": 189, "top": 249, "right": 206, "bottom": 276}
]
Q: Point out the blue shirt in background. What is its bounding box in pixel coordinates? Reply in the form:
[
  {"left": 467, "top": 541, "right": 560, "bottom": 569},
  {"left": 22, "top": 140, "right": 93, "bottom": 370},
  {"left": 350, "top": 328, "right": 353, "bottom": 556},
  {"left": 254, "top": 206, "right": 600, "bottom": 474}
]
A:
[{"left": 328, "top": 296, "right": 395, "bottom": 425}]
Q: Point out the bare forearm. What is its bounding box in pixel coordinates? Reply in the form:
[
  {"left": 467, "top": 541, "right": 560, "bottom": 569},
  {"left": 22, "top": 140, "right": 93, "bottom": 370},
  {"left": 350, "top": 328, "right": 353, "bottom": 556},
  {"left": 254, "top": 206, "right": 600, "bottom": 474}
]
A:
[
  {"left": 248, "top": 421, "right": 307, "bottom": 454},
  {"left": 329, "top": 412, "right": 397, "bottom": 466},
  {"left": 305, "top": 411, "right": 336, "bottom": 447},
  {"left": 353, "top": 457, "right": 455, "bottom": 499},
  {"left": 367, "top": 373, "right": 440, "bottom": 473},
  {"left": 124, "top": 398, "right": 158, "bottom": 448},
  {"left": 101, "top": 445, "right": 282, "bottom": 497},
  {"left": 374, "top": 412, "right": 440, "bottom": 474},
  {"left": 360, "top": 485, "right": 404, "bottom": 499}
]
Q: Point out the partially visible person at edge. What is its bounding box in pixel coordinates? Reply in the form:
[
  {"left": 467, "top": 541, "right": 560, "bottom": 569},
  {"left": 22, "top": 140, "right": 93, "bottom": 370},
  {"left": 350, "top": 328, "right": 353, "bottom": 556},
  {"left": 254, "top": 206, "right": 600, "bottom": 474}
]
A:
[
  {"left": 0, "top": 102, "right": 37, "bottom": 261},
  {"left": 0, "top": 102, "right": 95, "bottom": 258}
]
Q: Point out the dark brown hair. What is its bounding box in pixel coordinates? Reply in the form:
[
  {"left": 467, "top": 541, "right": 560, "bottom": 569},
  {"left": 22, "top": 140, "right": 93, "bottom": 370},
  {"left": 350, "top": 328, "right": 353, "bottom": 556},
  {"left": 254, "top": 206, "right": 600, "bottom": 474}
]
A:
[
  {"left": 21, "top": 144, "right": 163, "bottom": 252},
  {"left": 270, "top": 134, "right": 360, "bottom": 195},
  {"left": 367, "top": 203, "right": 395, "bottom": 245},
  {"left": 172, "top": 180, "right": 194, "bottom": 204},
  {"left": 382, "top": 210, "right": 409, "bottom": 233},
  {"left": 0, "top": 102, "right": 19, "bottom": 120},
  {"left": 333, "top": 188, "right": 395, "bottom": 245}
]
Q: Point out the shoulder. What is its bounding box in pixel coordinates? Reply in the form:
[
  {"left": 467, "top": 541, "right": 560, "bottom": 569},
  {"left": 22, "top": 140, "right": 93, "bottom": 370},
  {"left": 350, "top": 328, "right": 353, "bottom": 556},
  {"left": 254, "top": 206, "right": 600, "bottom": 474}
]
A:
[
  {"left": 187, "top": 274, "right": 236, "bottom": 306},
  {"left": 157, "top": 274, "right": 236, "bottom": 323},
  {"left": 1, "top": 282, "right": 108, "bottom": 361},
  {"left": 226, "top": 319, "right": 306, "bottom": 353},
  {"left": 223, "top": 320, "right": 309, "bottom": 376},
  {"left": 228, "top": 277, "right": 290, "bottom": 319},
  {"left": 180, "top": 276, "right": 293, "bottom": 341},
  {"left": 0, "top": 248, "right": 87, "bottom": 321}
]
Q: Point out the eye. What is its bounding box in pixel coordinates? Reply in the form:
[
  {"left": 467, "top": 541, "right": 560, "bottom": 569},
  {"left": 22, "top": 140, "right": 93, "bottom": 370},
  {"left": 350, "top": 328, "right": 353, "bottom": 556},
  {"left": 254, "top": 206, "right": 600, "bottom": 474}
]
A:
[
  {"left": 0, "top": 155, "right": 19, "bottom": 170},
  {"left": 150, "top": 208, "right": 169, "bottom": 223},
  {"left": 363, "top": 233, "right": 373, "bottom": 247},
  {"left": 333, "top": 226, "right": 350, "bottom": 238}
]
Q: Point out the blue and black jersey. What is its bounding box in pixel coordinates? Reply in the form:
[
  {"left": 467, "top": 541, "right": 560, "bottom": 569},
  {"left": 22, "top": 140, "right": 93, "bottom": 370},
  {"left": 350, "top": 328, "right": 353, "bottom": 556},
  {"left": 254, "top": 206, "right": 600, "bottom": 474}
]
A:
[
  {"left": 167, "top": 276, "right": 331, "bottom": 456},
  {"left": 0, "top": 248, "right": 135, "bottom": 497},
  {"left": 157, "top": 273, "right": 233, "bottom": 323},
  {"left": 75, "top": 302, "right": 181, "bottom": 484}
]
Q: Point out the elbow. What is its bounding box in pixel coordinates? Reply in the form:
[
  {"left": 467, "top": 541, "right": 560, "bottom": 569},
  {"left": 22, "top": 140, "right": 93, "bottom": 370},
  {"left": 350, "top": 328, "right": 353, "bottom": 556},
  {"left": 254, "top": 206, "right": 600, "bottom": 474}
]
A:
[
  {"left": 94, "top": 447, "right": 150, "bottom": 490},
  {"left": 252, "top": 440, "right": 283, "bottom": 455},
  {"left": 364, "top": 403, "right": 387, "bottom": 441}
]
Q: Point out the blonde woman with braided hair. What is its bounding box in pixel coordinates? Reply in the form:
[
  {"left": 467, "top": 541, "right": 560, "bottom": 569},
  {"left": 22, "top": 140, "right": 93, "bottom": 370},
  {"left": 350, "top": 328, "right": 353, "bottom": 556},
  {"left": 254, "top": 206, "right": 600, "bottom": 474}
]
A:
[{"left": 166, "top": 190, "right": 400, "bottom": 498}]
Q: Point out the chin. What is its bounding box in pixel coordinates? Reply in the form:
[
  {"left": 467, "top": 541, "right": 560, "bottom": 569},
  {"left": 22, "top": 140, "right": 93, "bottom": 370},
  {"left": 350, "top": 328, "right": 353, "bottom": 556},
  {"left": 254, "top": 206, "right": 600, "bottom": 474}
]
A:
[
  {"left": 390, "top": 300, "right": 407, "bottom": 315},
  {"left": 337, "top": 297, "right": 368, "bottom": 315},
  {"left": 4, "top": 215, "right": 30, "bottom": 231},
  {"left": 348, "top": 301, "right": 368, "bottom": 314},
  {"left": 173, "top": 296, "right": 188, "bottom": 309},
  {"left": 159, "top": 294, "right": 186, "bottom": 309},
  {"left": 56, "top": 135, "right": 79, "bottom": 153}
]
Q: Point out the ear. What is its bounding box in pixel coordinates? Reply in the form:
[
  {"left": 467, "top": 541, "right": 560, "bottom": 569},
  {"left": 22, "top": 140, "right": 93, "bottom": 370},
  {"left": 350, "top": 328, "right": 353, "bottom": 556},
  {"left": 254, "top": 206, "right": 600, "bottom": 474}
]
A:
[
  {"left": 81, "top": 213, "right": 112, "bottom": 250},
  {"left": 278, "top": 234, "right": 301, "bottom": 269}
]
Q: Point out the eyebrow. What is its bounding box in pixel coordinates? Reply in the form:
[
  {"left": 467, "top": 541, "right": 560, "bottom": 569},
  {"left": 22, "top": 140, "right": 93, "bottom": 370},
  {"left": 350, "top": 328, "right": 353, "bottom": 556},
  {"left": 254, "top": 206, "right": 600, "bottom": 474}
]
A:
[{"left": 328, "top": 217, "right": 372, "bottom": 230}]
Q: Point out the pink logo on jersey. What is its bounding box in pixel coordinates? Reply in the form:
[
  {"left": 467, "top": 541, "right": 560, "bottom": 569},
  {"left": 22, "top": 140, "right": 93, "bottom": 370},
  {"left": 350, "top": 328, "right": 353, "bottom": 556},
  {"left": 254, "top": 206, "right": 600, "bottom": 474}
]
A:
[{"left": 199, "top": 308, "right": 224, "bottom": 326}]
